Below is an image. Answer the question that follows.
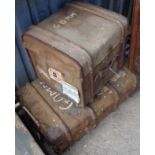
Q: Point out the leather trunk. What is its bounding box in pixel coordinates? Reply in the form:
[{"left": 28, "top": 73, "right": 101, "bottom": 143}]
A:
[
  {"left": 17, "top": 80, "right": 96, "bottom": 153},
  {"left": 23, "top": 2, "right": 128, "bottom": 107},
  {"left": 90, "top": 67, "right": 137, "bottom": 124},
  {"left": 17, "top": 67, "right": 137, "bottom": 153}
]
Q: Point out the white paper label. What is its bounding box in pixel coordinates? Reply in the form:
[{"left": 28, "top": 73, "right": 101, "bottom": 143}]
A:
[{"left": 61, "top": 81, "right": 80, "bottom": 104}]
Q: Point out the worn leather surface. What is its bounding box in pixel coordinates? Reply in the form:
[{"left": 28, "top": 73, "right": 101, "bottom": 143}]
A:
[
  {"left": 23, "top": 2, "right": 128, "bottom": 107},
  {"left": 25, "top": 2, "right": 128, "bottom": 75},
  {"left": 17, "top": 67, "right": 137, "bottom": 153}
]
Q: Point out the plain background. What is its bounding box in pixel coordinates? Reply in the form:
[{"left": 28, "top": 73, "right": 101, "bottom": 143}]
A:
[{"left": 0, "top": 0, "right": 154, "bottom": 155}]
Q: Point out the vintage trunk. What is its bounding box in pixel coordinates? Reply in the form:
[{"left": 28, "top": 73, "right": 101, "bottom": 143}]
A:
[
  {"left": 31, "top": 80, "right": 96, "bottom": 142},
  {"left": 17, "top": 67, "right": 137, "bottom": 153},
  {"left": 17, "top": 83, "right": 72, "bottom": 152},
  {"left": 90, "top": 67, "right": 137, "bottom": 124},
  {"left": 23, "top": 2, "right": 128, "bottom": 107},
  {"left": 17, "top": 80, "right": 96, "bottom": 153}
]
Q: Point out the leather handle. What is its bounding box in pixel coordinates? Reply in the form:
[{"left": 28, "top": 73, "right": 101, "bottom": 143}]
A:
[{"left": 94, "top": 55, "right": 119, "bottom": 82}]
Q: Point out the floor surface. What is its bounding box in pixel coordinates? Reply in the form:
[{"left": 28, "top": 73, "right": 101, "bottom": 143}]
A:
[{"left": 63, "top": 91, "right": 140, "bottom": 155}]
